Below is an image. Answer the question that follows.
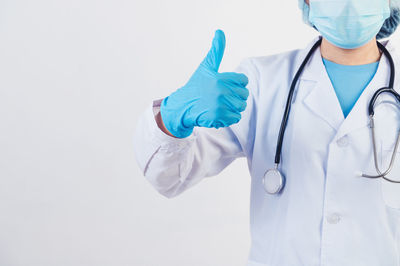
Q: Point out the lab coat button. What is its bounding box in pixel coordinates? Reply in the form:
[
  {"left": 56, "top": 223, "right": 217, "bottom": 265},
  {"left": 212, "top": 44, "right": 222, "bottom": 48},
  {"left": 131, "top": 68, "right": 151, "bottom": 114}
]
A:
[
  {"left": 327, "top": 213, "right": 341, "bottom": 224},
  {"left": 337, "top": 136, "right": 349, "bottom": 147}
]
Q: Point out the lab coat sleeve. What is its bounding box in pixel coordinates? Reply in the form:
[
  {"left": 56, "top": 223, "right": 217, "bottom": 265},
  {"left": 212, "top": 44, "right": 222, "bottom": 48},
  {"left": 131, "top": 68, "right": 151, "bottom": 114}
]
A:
[{"left": 133, "top": 58, "right": 258, "bottom": 198}]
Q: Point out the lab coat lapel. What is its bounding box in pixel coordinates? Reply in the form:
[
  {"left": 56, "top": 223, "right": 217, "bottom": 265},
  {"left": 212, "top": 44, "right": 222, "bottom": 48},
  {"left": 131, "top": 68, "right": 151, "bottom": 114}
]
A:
[
  {"left": 301, "top": 39, "right": 395, "bottom": 140},
  {"left": 335, "top": 41, "right": 392, "bottom": 140},
  {"left": 301, "top": 43, "right": 344, "bottom": 131}
]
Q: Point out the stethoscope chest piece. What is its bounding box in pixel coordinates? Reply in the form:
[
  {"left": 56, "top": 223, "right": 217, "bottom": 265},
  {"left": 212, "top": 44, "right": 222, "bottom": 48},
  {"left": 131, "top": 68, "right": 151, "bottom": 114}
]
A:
[{"left": 263, "top": 168, "right": 285, "bottom": 194}]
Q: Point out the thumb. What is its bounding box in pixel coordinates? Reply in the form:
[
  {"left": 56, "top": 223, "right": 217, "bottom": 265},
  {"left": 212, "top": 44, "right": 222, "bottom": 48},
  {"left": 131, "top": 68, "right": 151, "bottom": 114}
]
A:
[{"left": 201, "top": 29, "right": 226, "bottom": 72}]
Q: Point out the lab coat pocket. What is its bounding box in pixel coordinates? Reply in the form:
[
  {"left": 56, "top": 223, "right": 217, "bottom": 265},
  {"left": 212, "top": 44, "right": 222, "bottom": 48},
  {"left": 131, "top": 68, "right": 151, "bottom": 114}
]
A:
[{"left": 380, "top": 148, "right": 400, "bottom": 209}]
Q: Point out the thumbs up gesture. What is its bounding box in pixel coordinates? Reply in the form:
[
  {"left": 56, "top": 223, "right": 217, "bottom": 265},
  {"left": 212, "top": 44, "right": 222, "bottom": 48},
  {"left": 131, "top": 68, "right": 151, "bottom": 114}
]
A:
[{"left": 160, "top": 30, "right": 250, "bottom": 138}]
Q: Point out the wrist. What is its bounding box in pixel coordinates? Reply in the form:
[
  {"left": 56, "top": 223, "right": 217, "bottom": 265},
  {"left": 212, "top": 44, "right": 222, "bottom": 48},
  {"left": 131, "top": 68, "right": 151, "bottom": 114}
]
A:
[
  {"left": 155, "top": 111, "right": 178, "bottom": 138},
  {"left": 159, "top": 97, "right": 194, "bottom": 139}
]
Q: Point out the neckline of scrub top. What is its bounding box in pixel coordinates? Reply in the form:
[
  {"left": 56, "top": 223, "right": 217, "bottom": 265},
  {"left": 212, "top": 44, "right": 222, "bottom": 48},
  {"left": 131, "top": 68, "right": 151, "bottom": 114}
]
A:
[
  {"left": 322, "top": 57, "right": 380, "bottom": 70},
  {"left": 321, "top": 57, "right": 380, "bottom": 118}
]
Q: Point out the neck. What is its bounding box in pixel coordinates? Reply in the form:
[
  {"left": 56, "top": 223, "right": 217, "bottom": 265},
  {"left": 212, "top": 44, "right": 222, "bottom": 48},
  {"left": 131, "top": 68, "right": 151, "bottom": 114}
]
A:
[{"left": 320, "top": 37, "right": 382, "bottom": 65}]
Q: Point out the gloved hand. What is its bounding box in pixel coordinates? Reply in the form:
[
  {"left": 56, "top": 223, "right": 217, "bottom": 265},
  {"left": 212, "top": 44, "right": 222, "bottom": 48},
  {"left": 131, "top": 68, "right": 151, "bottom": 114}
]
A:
[{"left": 160, "top": 30, "right": 250, "bottom": 138}]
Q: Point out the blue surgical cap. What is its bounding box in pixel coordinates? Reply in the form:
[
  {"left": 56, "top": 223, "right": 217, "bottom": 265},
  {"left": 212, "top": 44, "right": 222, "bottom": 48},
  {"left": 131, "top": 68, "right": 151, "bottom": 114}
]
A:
[{"left": 298, "top": 0, "right": 400, "bottom": 40}]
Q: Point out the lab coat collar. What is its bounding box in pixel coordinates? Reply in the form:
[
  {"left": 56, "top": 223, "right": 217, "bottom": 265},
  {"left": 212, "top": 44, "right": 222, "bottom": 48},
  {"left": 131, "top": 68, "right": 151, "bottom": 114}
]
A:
[{"left": 300, "top": 36, "right": 398, "bottom": 140}]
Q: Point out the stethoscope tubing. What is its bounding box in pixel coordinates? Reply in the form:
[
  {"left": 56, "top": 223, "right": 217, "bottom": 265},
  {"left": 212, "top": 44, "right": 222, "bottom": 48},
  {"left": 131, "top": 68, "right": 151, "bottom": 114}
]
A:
[
  {"left": 274, "top": 38, "right": 323, "bottom": 165},
  {"left": 267, "top": 37, "right": 400, "bottom": 194}
]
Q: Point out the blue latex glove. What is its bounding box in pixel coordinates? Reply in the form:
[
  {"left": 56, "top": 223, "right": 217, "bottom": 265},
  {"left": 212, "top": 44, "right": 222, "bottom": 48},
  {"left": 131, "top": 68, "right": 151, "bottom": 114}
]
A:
[{"left": 160, "top": 30, "right": 249, "bottom": 138}]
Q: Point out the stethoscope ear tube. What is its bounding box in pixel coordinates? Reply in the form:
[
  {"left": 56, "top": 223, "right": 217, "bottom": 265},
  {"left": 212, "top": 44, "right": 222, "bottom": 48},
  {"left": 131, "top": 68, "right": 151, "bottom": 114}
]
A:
[
  {"left": 360, "top": 41, "right": 400, "bottom": 183},
  {"left": 368, "top": 87, "right": 397, "bottom": 116},
  {"left": 369, "top": 41, "right": 398, "bottom": 117}
]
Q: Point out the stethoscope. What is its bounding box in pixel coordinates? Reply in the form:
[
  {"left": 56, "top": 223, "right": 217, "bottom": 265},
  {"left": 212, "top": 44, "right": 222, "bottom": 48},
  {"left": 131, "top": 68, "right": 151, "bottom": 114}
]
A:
[{"left": 263, "top": 37, "right": 400, "bottom": 195}]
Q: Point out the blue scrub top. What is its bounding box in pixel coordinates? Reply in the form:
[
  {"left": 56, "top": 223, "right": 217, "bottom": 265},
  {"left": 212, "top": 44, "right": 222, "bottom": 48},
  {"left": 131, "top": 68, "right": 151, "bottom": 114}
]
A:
[{"left": 322, "top": 58, "right": 379, "bottom": 118}]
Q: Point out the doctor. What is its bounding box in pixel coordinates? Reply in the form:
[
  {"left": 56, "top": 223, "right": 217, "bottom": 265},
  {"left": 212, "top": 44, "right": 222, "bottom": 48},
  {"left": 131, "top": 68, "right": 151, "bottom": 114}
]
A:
[{"left": 134, "top": 0, "right": 400, "bottom": 265}]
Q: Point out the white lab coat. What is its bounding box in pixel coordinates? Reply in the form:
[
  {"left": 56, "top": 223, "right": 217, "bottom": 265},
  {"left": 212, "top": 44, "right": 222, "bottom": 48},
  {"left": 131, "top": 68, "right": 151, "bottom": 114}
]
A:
[{"left": 134, "top": 37, "right": 400, "bottom": 266}]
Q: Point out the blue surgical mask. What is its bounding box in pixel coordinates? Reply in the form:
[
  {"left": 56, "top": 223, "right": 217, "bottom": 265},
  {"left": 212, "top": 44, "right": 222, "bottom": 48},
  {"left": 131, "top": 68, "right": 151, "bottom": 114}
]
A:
[{"left": 309, "top": 0, "right": 391, "bottom": 49}]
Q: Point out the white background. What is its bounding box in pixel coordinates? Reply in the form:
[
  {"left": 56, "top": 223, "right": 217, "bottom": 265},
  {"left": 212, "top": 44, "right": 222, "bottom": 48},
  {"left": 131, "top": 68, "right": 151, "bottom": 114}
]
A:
[{"left": 0, "top": 0, "right": 325, "bottom": 265}]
